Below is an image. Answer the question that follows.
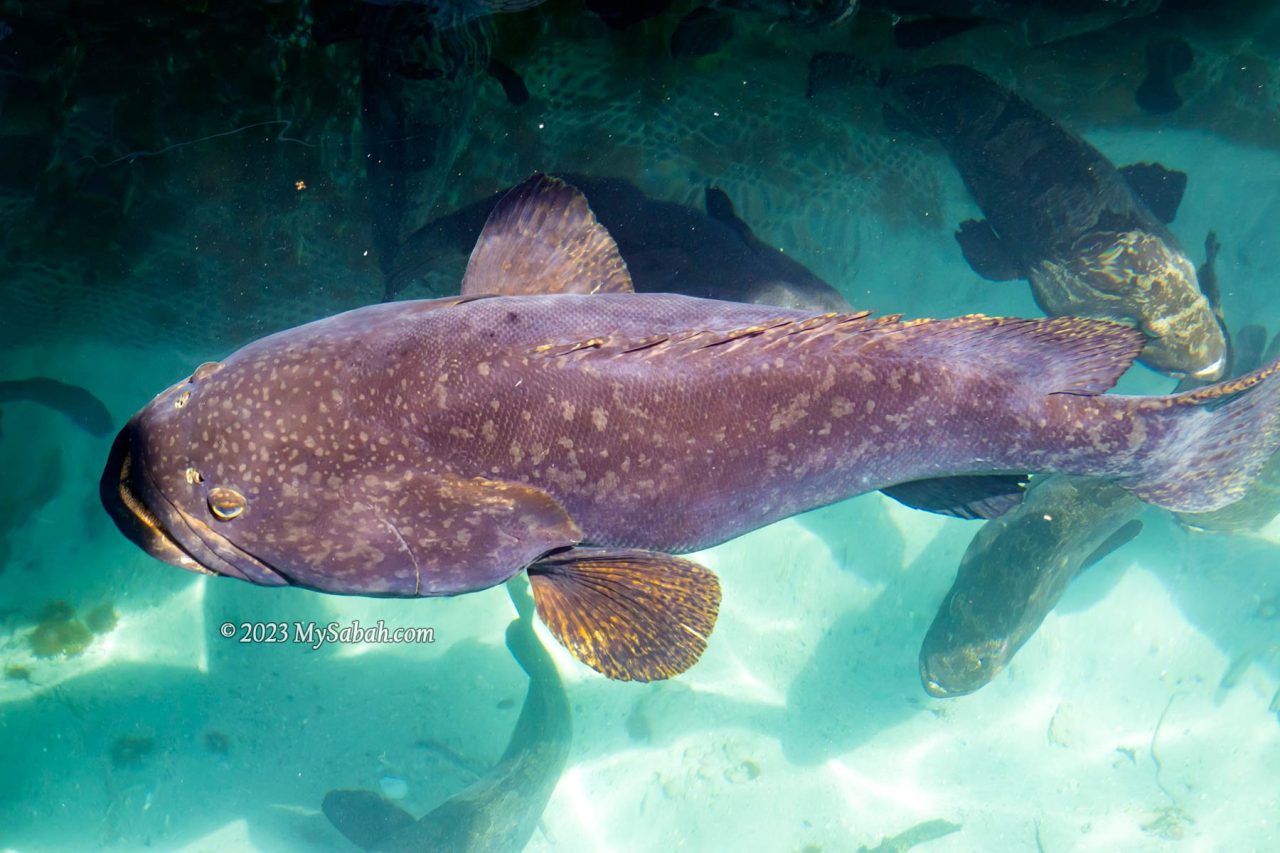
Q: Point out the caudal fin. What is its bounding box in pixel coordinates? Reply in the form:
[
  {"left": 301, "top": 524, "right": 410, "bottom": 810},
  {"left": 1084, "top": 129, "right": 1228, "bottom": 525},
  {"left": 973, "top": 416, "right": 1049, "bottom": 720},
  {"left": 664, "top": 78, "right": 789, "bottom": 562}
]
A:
[{"left": 1123, "top": 359, "right": 1280, "bottom": 512}]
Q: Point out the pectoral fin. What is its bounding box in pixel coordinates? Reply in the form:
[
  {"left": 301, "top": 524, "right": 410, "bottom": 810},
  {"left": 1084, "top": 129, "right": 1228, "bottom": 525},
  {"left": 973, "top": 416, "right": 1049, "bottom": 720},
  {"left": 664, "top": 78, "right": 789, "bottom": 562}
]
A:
[
  {"left": 461, "top": 173, "right": 634, "bottom": 297},
  {"left": 235, "top": 470, "right": 582, "bottom": 597},
  {"left": 881, "top": 474, "right": 1029, "bottom": 520},
  {"left": 955, "top": 219, "right": 1023, "bottom": 281},
  {"left": 527, "top": 547, "right": 721, "bottom": 682},
  {"left": 1119, "top": 163, "right": 1187, "bottom": 224}
]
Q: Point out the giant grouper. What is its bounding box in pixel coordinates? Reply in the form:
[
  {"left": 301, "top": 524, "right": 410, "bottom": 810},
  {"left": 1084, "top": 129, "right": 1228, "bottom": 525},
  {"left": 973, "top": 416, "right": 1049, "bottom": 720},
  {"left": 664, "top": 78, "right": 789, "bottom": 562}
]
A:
[{"left": 100, "top": 174, "right": 1280, "bottom": 682}]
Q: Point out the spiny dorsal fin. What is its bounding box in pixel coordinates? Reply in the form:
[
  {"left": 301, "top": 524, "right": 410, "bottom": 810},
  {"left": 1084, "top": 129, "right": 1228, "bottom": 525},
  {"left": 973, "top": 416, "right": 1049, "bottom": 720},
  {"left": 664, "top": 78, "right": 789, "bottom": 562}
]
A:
[
  {"left": 529, "top": 310, "right": 886, "bottom": 361},
  {"left": 461, "top": 173, "right": 634, "bottom": 297},
  {"left": 531, "top": 313, "right": 1139, "bottom": 398}
]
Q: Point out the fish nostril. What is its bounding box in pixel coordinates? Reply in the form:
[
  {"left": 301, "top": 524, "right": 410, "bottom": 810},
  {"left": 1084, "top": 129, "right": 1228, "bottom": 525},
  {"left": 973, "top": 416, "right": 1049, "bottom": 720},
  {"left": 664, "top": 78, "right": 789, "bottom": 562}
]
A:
[
  {"left": 174, "top": 390, "right": 191, "bottom": 409},
  {"left": 185, "top": 467, "right": 204, "bottom": 485},
  {"left": 208, "top": 487, "right": 246, "bottom": 520}
]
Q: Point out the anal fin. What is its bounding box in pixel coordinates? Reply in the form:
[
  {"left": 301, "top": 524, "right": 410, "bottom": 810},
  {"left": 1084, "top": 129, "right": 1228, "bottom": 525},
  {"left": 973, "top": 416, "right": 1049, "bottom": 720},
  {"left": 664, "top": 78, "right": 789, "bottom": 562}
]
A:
[
  {"left": 955, "top": 219, "right": 1023, "bottom": 281},
  {"left": 528, "top": 547, "right": 720, "bottom": 682},
  {"left": 881, "top": 473, "right": 1029, "bottom": 520}
]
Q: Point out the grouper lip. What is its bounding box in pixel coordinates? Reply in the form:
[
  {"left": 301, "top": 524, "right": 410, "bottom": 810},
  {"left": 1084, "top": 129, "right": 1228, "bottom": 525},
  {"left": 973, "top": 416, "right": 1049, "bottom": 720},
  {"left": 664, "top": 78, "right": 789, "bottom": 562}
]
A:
[
  {"left": 101, "top": 422, "right": 213, "bottom": 576},
  {"left": 102, "top": 421, "right": 288, "bottom": 586}
]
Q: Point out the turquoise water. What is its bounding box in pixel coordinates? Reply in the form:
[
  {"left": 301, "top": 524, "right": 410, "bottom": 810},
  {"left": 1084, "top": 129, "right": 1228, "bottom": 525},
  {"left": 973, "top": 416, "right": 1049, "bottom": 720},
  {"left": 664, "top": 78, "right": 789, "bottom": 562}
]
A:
[{"left": 2, "top": 2, "right": 1279, "bottom": 851}]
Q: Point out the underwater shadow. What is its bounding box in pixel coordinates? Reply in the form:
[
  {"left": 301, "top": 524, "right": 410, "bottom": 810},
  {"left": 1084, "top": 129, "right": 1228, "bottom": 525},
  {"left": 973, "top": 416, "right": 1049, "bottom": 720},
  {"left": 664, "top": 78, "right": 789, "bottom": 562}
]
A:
[{"left": 0, "top": 573, "right": 539, "bottom": 852}]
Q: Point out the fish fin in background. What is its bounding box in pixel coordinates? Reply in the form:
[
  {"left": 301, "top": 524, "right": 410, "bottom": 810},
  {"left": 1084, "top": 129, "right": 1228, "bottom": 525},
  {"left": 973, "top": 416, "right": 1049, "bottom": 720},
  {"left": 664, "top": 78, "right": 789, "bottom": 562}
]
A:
[
  {"left": 670, "top": 6, "right": 735, "bottom": 60},
  {"left": 880, "top": 474, "right": 1030, "bottom": 520},
  {"left": 461, "top": 173, "right": 635, "bottom": 297},
  {"left": 704, "top": 187, "right": 752, "bottom": 242},
  {"left": 586, "top": 0, "right": 671, "bottom": 30},
  {"left": 954, "top": 219, "right": 1023, "bottom": 282},
  {"left": 1117, "top": 163, "right": 1187, "bottom": 224},
  {"left": 1136, "top": 36, "right": 1194, "bottom": 116},
  {"left": 1196, "top": 230, "right": 1222, "bottom": 314},
  {"left": 892, "top": 16, "right": 984, "bottom": 51},
  {"left": 1231, "top": 326, "right": 1269, "bottom": 377},
  {"left": 805, "top": 51, "right": 883, "bottom": 100},
  {"left": 704, "top": 187, "right": 777, "bottom": 258},
  {"left": 527, "top": 547, "right": 720, "bottom": 682},
  {"left": 1080, "top": 518, "right": 1144, "bottom": 571},
  {"left": 486, "top": 58, "right": 529, "bottom": 106},
  {"left": 0, "top": 377, "right": 114, "bottom": 437},
  {"left": 322, "top": 790, "right": 415, "bottom": 851},
  {"left": 1264, "top": 330, "right": 1280, "bottom": 366},
  {"left": 1122, "top": 359, "right": 1280, "bottom": 512}
]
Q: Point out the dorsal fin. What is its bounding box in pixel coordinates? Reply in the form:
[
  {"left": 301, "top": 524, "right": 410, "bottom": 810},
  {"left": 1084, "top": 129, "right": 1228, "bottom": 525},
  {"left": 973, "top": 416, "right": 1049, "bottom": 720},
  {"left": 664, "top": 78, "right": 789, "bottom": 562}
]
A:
[
  {"left": 705, "top": 187, "right": 755, "bottom": 244},
  {"left": 897, "top": 315, "right": 1145, "bottom": 396},
  {"left": 461, "top": 173, "right": 634, "bottom": 297},
  {"left": 531, "top": 312, "right": 1142, "bottom": 397}
]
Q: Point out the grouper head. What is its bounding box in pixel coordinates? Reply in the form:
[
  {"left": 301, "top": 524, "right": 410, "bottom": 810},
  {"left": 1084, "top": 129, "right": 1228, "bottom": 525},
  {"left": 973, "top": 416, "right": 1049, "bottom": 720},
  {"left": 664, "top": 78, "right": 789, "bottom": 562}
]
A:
[
  {"left": 1034, "top": 230, "right": 1228, "bottom": 380},
  {"left": 100, "top": 360, "right": 294, "bottom": 588},
  {"left": 919, "top": 625, "right": 1012, "bottom": 698},
  {"left": 99, "top": 303, "right": 584, "bottom": 598}
]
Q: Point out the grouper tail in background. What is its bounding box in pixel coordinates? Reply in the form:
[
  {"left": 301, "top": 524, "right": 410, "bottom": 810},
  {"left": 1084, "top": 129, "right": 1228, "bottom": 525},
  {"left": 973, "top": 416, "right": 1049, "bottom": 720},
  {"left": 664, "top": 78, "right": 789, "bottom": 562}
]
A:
[{"left": 1121, "top": 358, "right": 1280, "bottom": 512}]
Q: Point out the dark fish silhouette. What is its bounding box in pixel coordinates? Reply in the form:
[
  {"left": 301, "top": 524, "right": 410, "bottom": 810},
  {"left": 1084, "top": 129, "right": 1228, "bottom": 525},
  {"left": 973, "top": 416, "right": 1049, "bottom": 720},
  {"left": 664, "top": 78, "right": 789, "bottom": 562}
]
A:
[
  {"left": 920, "top": 475, "right": 1145, "bottom": 697},
  {"left": 351, "top": 0, "right": 547, "bottom": 31},
  {"left": 886, "top": 64, "right": 1227, "bottom": 380},
  {"left": 322, "top": 579, "right": 569, "bottom": 852},
  {"left": 101, "top": 175, "right": 1280, "bottom": 682},
  {"left": 1136, "top": 36, "right": 1194, "bottom": 115},
  {"left": 0, "top": 377, "right": 114, "bottom": 437},
  {"left": 387, "top": 173, "right": 851, "bottom": 313},
  {"left": 865, "top": 0, "right": 1163, "bottom": 47},
  {"left": 670, "top": 6, "right": 735, "bottom": 60},
  {"left": 923, "top": 295, "right": 1278, "bottom": 697}
]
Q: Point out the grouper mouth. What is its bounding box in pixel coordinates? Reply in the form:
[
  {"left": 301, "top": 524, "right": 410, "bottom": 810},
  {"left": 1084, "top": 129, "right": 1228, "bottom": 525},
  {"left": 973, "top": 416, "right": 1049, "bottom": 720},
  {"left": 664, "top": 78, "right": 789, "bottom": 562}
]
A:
[{"left": 100, "top": 421, "right": 287, "bottom": 586}]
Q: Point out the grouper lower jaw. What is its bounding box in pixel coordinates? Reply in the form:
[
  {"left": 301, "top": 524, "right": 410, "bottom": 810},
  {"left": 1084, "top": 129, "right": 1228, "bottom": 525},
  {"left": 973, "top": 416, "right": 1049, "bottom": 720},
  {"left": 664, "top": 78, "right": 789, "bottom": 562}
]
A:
[{"left": 100, "top": 422, "right": 212, "bottom": 576}]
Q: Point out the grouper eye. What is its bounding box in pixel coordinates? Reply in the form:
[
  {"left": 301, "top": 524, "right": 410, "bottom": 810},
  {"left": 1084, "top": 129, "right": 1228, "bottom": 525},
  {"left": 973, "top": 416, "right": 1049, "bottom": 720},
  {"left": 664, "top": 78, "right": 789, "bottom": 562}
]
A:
[{"left": 208, "top": 486, "right": 247, "bottom": 521}]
